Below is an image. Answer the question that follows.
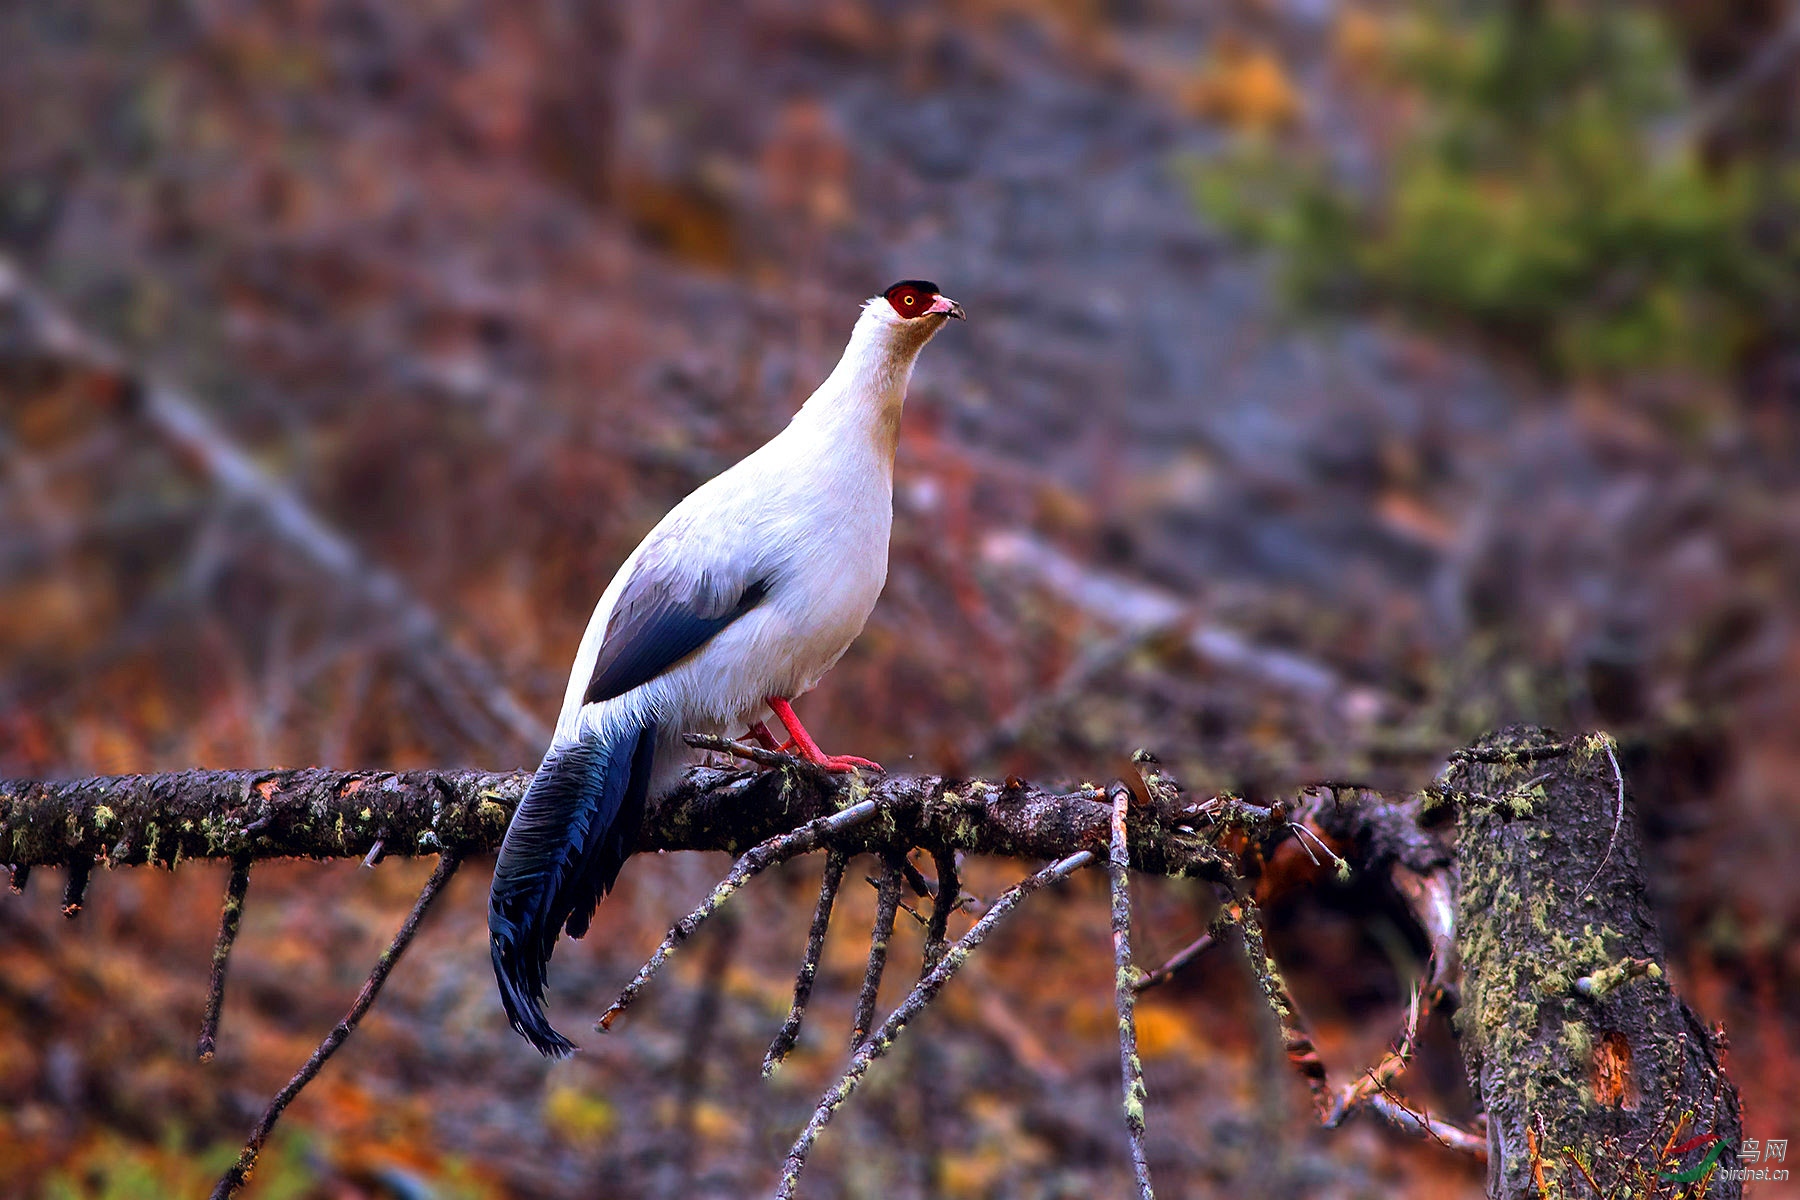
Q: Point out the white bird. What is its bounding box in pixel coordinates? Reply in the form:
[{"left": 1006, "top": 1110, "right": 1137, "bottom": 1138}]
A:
[{"left": 491, "top": 280, "right": 965, "bottom": 1055}]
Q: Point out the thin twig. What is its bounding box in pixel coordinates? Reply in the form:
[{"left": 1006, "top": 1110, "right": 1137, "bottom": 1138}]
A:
[
  {"left": 1287, "top": 821, "right": 1347, "bottom": 877},
  {"left": 1227, "top": 892, "right": 1485, "bottom": 1158},
  {"left": 1527, "top": 1123, "right": 1550, "bottom": 1195},
  {"left": 1110, "top": 784, "right": 1155, "bottom": 1199},
  {"left": 920, "top": 847, "right": 959, "bottom": 975},
  {"left": 197, "top": 856, "right": 252, "bottom": 1062},
  {"left": 1561, "top": 1144, "right": 1606, "bottom": 1197},
  {"left": 598, "top": 799, "right": 880, "bottom": 1032},
  {"left": 1577, "top": 734, "right": 1625, "bottom": 898},
  {"left": 1223, "top": 895, "right": 1331, "bottom": 1116},
  {"left": 1447, "top": 741, "right": 1572, "bottom": 765},
  {"left": 1325, "top": 984, "right": 1423, "bottom": 1123},
  {"left": 900, "top": 858, "right": 936, "bottom": 900},
  {"left": 893, "top": 896, "right": 930, "bottom": 926},
  {"left": 764, "top": 848, "right": 849, "bottom": 1075},
  {"left": 209, "top": 851, "right": 462, "bottom": 1200},
  {"left": 1366, "top": 1091, "right": 1489, "bottom": 1157},
  {"left": 1132, "top": 930, "right": 1217, "bottom": 994},
  {"left": 60, "top": 858, "right": 90, "bottom": 918},
  {"left": 1388, "top": 864, "right": 1458, "bottom": 998},
  {"left": 851, "top": 857, "right": 903, "bottom": 1048},
  {"left": 774, "top": 851, "right": 1096, "bottom": 1200},
  {"left": 683, "top": 731, "right": 813, "bottom": 772}
]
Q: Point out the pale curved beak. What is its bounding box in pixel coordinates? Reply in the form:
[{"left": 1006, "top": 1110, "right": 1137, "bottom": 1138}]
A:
[{"left": 928, "top": 294, "right": 967, "bottom": 320}]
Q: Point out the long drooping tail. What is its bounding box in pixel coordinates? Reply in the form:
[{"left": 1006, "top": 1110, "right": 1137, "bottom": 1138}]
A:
[{"left": 489, "top": 717, "right": 658, "bottom": 1056}]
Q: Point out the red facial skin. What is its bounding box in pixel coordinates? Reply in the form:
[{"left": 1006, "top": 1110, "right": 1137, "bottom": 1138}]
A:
[{"left": 885, "top": 283, "right": 931, "bottom": 318}]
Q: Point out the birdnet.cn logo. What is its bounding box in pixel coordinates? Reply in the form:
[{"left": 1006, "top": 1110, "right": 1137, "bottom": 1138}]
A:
[{"left": 1658, "top": 1133, "right": 1788, "bottom": 1185}]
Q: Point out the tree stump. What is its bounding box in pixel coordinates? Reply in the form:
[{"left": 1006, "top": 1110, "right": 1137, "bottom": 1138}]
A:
[{"left": 1452, "top": 725, "right": 1741, "bottom": 1198}]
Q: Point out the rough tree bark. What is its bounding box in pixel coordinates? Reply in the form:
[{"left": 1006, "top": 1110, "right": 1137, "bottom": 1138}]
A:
[
  {"left": 1449, "top": 726, "right": 1741, "bottom": 1199},
  {"left": 0, "top": 756, "right": 1439, "bottom": 879},
  {"left": 1, "top": 727, "right": 1745, "bottom": 1200}
]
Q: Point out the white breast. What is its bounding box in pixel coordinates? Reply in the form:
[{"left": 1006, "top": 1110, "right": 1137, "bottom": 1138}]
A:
[{"left": 556, "top": 417, "right": 893, "bottom": 760}]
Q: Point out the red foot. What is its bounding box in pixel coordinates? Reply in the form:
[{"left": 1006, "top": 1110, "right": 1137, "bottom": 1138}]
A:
[
  {"left": 815, "top": 753, "right": 885, "bottom": 773},
  {"left": 765, "top": 697, "right": 884, "bottom": 774},
  {"left": 744, "top": 720, "right": 806, "bottom": 756}
]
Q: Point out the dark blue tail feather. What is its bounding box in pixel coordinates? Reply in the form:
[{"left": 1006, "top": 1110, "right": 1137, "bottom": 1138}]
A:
[{"left": 489, "top": 719, "right": 658, "bottom": 1056}]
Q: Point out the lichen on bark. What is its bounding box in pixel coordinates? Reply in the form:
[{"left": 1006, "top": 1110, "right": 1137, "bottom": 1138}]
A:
[{"left": 1452, "top": 725, "right": 1740, "bottom": 1199}]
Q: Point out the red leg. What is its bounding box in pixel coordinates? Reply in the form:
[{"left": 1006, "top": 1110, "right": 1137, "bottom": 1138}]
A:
[
  {"left": 766, "top": 697, "right": 883, "bottom": 773},
  {"left": 746, "top": 720, "right": 783, "bottom": 751}
]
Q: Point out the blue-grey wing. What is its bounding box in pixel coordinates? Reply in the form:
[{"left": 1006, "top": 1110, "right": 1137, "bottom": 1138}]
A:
[{"left": 583, "top": 560, "right": 770, "bottom": 705}]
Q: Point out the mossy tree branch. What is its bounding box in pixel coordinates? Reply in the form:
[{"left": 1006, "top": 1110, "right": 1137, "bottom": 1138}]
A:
[
  {"left": 0, "top": 758, "right": 1443, "bottom": 879},
  {"left": 1, "top": 727, "right": 1744, "bottom": 1199}
]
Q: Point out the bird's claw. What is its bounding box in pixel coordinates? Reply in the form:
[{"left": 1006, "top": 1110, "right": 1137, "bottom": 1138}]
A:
[{"left": 816, "top": 754, "right": 884, "bottom": 774}]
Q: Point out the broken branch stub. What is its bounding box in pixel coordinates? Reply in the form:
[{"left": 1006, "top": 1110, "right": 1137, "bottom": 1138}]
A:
[{"left": 1449, "top": 725, "right": 1741, "bottom": 1199}]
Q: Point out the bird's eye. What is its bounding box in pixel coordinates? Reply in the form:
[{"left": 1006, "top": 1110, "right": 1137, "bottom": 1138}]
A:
[{"left": 883, "top": 280, "right": 941, "bottom": 318}]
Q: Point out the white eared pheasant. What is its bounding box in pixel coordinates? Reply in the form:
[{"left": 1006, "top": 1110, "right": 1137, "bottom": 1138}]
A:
[{"left": 490, "top": 280, "right": 965, "bottom": 1055}]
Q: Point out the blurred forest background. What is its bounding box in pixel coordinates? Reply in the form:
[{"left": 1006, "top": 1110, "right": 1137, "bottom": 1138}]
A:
[{"left": 2, "top": 0, "right": 1798, "bottom": 1196}]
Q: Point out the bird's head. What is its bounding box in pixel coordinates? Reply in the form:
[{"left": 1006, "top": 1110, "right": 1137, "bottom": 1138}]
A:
[
  {"left": 821, "top": 280, "right": 965, "bottom": 407},
  {"left": 879, "top": 279, "right": 966, "bottom": 324},
  {"left": 855, "top": 280, "right": 965, "bottom": 356}
]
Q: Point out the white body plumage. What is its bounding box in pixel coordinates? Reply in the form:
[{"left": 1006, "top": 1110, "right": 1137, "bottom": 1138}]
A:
[
  {"left": 490, "top": 282, "right": 961, "bottom": 1056},
  {"left": 554, "top": 293, "right": 949, "bottom": 787}
]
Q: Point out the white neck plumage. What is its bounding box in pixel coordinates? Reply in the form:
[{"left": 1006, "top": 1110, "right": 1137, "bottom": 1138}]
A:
[{"left": 790, "top": 302, "right": 941, "bottom": 461}]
